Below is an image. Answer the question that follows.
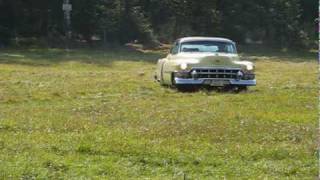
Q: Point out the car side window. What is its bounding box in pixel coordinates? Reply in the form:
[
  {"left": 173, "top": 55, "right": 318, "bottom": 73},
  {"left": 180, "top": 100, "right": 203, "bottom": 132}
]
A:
[{"left": 170, "top": 42, "right": 179, "bottom": 54}]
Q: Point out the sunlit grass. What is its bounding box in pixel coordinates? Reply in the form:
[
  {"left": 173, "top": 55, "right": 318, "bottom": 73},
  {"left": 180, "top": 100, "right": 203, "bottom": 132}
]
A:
[{"left": 0, "top": 48, "right": 318, "bottom": 179}]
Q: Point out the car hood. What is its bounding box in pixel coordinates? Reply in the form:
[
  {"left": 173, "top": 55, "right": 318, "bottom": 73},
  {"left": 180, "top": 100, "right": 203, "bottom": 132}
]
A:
[{"left": 172, "top": 53, "right": 252, "bottom": 70}]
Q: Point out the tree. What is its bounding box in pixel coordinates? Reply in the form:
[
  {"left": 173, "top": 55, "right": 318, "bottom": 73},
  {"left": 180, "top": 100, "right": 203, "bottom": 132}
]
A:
[{"left": 0, "top": 0, "right": 316, "bottom": 48}]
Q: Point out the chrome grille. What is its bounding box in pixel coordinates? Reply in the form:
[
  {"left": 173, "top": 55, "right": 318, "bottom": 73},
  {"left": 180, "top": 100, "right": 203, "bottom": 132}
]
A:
[{"left": 193, "top": 68, "right": 241, "bottom": 79}]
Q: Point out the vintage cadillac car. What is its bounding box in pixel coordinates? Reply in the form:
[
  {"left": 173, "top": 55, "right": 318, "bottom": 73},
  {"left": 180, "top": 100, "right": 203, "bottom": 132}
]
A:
[{"left": 155, "top": 37, "right": 256, "bottom": 90}]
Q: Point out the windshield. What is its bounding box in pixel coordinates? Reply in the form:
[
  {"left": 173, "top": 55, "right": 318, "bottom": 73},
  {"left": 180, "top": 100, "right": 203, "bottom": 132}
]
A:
[{"left": 180, "top": 41, "right": 237, "bottom": 54}]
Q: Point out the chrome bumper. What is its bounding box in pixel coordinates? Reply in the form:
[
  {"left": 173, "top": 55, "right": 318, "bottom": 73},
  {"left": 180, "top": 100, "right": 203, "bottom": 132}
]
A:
[{"left": 174, "top": 78, "right": 256, "bottom": 86}]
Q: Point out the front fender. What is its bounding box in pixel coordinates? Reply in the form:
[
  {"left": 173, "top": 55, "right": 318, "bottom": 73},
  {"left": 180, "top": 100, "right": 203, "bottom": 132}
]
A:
[
  {"left": 156, "top": 58, "right": 166, "bottom": 84},
  {"left": 162, "top": 60, "right": 181, "bottom": 85}
]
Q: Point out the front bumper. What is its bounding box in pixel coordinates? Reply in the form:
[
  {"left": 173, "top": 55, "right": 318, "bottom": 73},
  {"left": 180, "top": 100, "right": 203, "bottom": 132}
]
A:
[{"left": 174, "top": 78, "right": 256, "bottom": 86}]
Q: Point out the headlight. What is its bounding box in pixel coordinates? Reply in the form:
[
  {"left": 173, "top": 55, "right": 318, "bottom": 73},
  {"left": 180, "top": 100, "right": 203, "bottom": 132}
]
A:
[
  {"left": 180, "top": 63, "right": 188, "bottom": 70},
  {"left": 246, "top": 64, "right": 254, "bottom": 71}
]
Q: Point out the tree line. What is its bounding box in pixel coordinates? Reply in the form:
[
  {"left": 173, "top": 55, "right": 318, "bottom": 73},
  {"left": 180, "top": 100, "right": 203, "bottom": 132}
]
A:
[{"left": 0, "top": 0, "right": 317, "bottom": 48}]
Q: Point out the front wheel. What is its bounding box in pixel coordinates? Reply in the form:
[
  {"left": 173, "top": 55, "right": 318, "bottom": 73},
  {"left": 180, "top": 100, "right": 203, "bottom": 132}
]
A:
[
  {"left": 176, "top": 85, "right": 199, "bottom": 91},
  {"left": 234, "top": 86, "right": 248, "bottom": 92},
  {"left": 172, "top": 73, "right": 199, "bottom": 92}
]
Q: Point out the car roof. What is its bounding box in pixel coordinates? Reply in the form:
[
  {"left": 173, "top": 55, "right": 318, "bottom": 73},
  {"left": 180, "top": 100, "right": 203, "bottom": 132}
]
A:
[{"left": 178, "top": 37, "right": 234, "bottom": 44}]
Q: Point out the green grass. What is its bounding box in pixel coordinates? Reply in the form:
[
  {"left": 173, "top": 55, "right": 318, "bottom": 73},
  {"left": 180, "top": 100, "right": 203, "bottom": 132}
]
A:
[{"left": 0, "top": 47, "right": 318, "bottom": 179}]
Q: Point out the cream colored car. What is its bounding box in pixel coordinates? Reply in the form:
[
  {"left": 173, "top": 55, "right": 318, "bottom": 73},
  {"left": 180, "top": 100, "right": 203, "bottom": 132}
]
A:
[{"left": 155, "top": 37, "right": 256, "bottom": 90}]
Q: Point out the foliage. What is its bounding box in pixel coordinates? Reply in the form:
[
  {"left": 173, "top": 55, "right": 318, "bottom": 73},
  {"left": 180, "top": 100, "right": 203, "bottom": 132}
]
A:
[{"left": 0, "top": 0, "right": 316, "bottom": 48}]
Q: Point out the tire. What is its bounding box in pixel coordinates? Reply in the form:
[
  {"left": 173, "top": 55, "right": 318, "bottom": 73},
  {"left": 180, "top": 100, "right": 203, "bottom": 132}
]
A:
[
  {"left": 171, "top": 73, "right": 197, "bottom": 91},
  {"left": 235, "top": 86, "right": 248, "bottom": 92},
  {"left": 175, "top": 85, "right": 199, "bottom": 92}
]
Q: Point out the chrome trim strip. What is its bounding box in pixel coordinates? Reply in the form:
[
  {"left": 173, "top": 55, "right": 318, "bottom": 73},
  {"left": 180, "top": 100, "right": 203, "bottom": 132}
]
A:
[
  {"left": 230, "top": 79, "right": 256, "bottom": 86},
  {"left": 191, "top": 67, "right": 241, "bottom": 71},
  {"left": 174, "top": 78, "right": 256, "bottom": 86},
  {"left": 196, "top": 72, "right": 238, "bottom": 75},
  {"left": 174, "top": 78, "right": 204, "bottom": 85}
]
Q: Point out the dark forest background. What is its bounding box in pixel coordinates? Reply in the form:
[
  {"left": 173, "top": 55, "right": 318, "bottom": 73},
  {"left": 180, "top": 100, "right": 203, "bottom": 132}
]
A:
[{"left": 0, "top": 0, "right": 317, "bottom": 49}]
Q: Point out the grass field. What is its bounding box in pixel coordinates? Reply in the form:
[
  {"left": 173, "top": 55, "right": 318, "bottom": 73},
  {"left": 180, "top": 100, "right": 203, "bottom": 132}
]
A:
[{"left": 0, "top": 47, "right": 318, "bottom": 179}]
